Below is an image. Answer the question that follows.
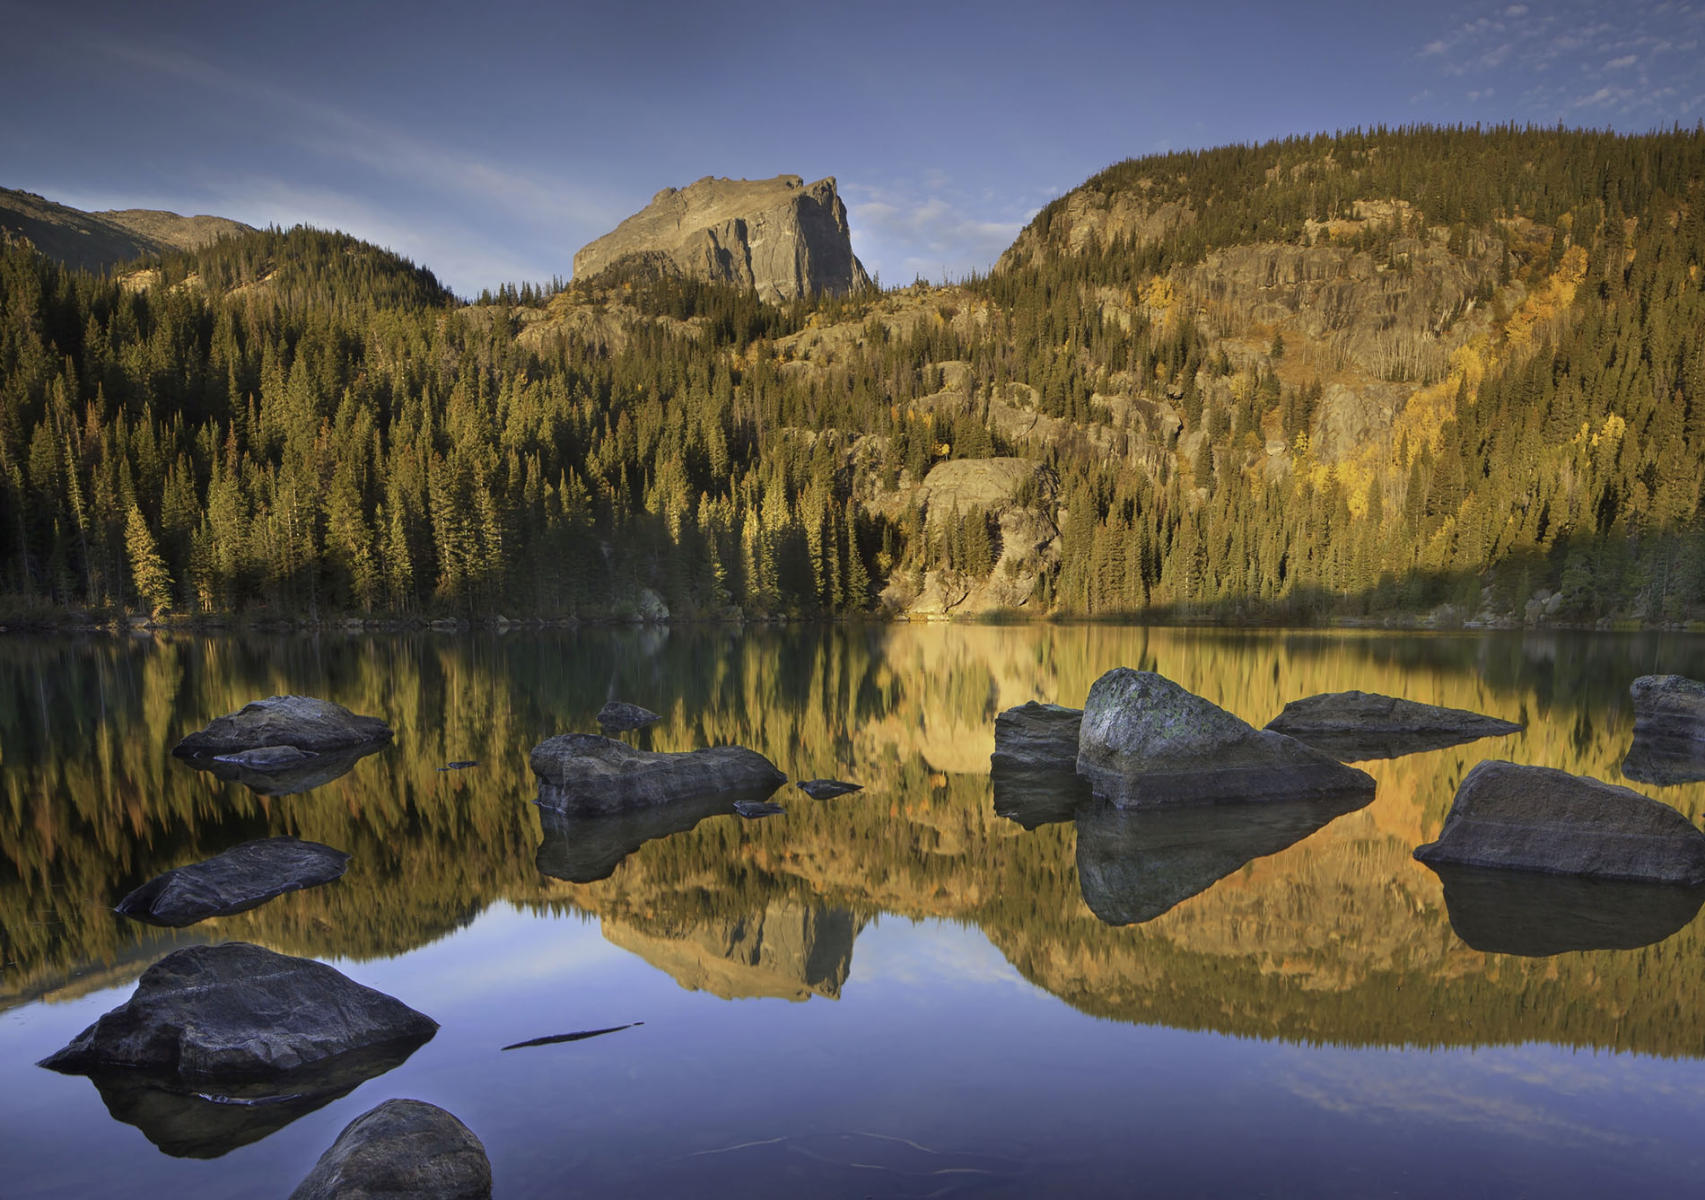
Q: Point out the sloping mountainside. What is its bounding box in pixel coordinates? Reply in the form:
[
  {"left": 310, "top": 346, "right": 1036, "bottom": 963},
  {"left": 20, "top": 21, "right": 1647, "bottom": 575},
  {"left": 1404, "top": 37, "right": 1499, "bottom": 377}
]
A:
[
  {"left": 573, "top": 174, "right": 870, "bottom": 301},
  {"left": 0, "top": 186, "right": 253, "bottom": 274},
  {"left": 1, "top": 126, "right": 1702, "bottom": 627}
]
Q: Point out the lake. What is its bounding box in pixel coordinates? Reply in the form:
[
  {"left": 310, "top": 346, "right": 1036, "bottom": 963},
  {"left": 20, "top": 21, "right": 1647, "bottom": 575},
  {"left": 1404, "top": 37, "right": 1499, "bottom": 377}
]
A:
[{"left": 3, "top": 625, "right": 1705, "bottom": 1198}]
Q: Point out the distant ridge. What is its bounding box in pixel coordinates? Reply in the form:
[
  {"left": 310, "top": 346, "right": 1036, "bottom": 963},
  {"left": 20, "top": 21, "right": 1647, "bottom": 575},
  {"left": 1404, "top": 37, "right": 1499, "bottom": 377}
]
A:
[{"left": 0, "top": 186, "right": 253, "bottom": 274}]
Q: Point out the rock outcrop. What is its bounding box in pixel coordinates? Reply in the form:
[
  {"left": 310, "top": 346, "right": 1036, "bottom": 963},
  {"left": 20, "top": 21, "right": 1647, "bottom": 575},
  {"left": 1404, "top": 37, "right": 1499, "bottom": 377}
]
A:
[
  {"left": 991, "top": 701, "right": 1082, "bottom": 771},
  {"left": 38, "top": 942, "right": 437, "bottom": 1080},
  {"left": 530, "top": 733, "right": 786, "bottom": 813},
  {"left": 290, "top": 1099, "right": 492, "bottom": 1200},
  {"left": 1076, "top": 669, "right": 1375, "bottom": 806},
  {"left": 1264, "top": 690, "right": 1522, "bottom": 761},
  {"left": 572, "top": 174, "right": 870, "bottom": 302},
  {"left": 173, "top": 695, "right": 393, "bottom": 758},
  {"left": 1622, "top": 674, "right": 1705, "bottom": 785},
  {"left": 114, "top": 837, "right": 350, "bottom": 926},
  {"left": 1414, "top": 760, "right": 1705, "bottom": 884}
]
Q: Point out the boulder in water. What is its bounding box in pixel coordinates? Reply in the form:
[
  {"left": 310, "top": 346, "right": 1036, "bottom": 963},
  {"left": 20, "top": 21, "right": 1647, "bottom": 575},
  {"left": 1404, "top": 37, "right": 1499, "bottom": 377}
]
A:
[
  {"left": 38, "top": 942, "right": 437, "bottom": 1081},
  {"left": 597, "top": 700, "right": 662, "bottom": 732},
  {"left": 1622, "top": 674, "right": 1705, "bottom": 785},
  {"left": 174, "top": 695, "right": 392, "bottom": 757},
  {"left": 1414, "top": 760, "right": 1705, "bottom": 884},
  {"left": 1076, "top": 669, "right": 1374, "bottom": 806},
  {"left": 115, "top": 837, "right": 350, "bottom": 927},
  {"left": 530, "top": 733, "right": 785, "bottom": 814},
  {"left": 991, "top": 702, "right": 1082, "bottom": 772},
  {"left": 796, "top": 778, "right": 862, "bottom": 800},
  {"left": 289, "top": 1099, "right": 492, "bottom": 1200},
  {"left": 1264, "top": 690, "right": 1521, "bottom": 761}
]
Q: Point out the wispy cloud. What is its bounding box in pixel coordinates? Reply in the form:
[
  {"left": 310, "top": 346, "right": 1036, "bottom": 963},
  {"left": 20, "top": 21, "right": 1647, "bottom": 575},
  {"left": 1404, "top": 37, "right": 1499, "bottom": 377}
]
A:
[{"left": 844, "top": 175, "right": 1035, "bottom": 284}]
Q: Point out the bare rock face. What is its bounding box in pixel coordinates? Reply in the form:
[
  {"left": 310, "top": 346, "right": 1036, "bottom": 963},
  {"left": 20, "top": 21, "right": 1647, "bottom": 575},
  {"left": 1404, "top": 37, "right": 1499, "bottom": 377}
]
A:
[
  {"left": 1076, "top": 669, "right": 1374, "bottom": 806},
  {"left": 38, "top": 942, "right": 437, "bottom": 1080},
  {"left": 115, "top": 837, "right": 350, "bottom": 927},
  {"left": 1264, "top": 690, "right": 1522, "bottom": 761},
  {"left": 572, "top": 174, "right": 871, "bottom": 302},
  {"left": 1414, "top": 760, "right": 1705, "bottom": 884},
  {"left": 290, "top": 1099, "right": 492, "bottom": 1200},
  {"left": 173, "top": 695, "right": 392, "bottom": 757},
  {"left": 530, "top": 733, "right": 786, "bottom": 814},
  {"left": 1623, "top": 674, "right": 1705, "bottom": 785},
  {"left": 991, "top": 701, "right": 1082, "bottom": 772}
]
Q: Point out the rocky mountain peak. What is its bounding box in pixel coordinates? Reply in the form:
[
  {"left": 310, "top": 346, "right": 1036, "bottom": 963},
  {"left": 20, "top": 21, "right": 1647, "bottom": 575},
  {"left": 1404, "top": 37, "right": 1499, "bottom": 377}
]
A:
[{"left": 573, "top": 173, "right": 870, "bottom": 302}]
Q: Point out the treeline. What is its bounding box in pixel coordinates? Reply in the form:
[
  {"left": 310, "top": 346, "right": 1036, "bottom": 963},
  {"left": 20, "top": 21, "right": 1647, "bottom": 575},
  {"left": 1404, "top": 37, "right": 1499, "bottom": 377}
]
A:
[{"left": 1, "top": 125, "right": 1703, "bottom": 623}]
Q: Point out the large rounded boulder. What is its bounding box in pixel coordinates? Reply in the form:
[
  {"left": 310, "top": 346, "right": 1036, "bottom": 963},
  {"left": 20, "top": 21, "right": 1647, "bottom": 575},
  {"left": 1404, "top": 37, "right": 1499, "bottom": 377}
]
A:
[
  {"left": 290, "top": 1099, "right": 492, "bottom": 1200},
  {"left": 114, "top": 837, "right": 350, "bottom": 927},
  {"left": 530, "top": 733, "right": 786, "bottom": 814},
  {"left": 174, "top": 695, "right": 392, "bottom": 758},
  {"left": 1076, "top": 669, "right": 1374, "bottom": 806}
]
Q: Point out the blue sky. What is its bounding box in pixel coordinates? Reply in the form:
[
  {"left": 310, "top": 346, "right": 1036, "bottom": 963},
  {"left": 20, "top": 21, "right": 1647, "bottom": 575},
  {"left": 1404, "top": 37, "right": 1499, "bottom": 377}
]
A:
[{"left": 4, "top": 0, "right": 1702, "bottom": 297}]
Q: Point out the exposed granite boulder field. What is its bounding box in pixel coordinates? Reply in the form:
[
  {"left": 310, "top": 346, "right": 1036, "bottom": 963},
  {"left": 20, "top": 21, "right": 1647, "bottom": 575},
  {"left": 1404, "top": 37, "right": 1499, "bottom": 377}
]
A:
[
  {"left": 173, "top": 695, "right": 393, "bottom": 759},
  {"left": 114, "top": 837, "right": 350, "bottom": 926},
  {"left": 573, "top": 174, "right": 870, "bottom": 302},
  {"left": 1076, "top": 669, "right": 1375, "bottom": 806},
  {"left": 38, "top": 942, "right": 437, "bottom": 1080},
  {"left": 597, "top": 700, "right": 662, "bottom": 732},
  {"left": 290, "top": 1099, "right": 492, "bottom": 1200},
  {"left": 1264, "top": 690, "right": 1521, "bottom": 761},
  {"left": 1414, "top": 760, "right": 1705, "bottom": 884},
  {"left": 991, "top": 701, "right": 1083, "bottom": 772},
  {"left": 1622, "top": 674, "right": 1705, "bottom": 785},
  {"left": 530, "top": 733, "right": 786, "bottom": 814}
]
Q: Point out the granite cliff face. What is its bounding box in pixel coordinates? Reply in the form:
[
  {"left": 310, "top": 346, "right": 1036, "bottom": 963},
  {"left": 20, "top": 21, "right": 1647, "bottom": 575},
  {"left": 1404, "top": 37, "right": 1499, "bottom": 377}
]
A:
[{"left": 572, "top": 174, "right": 870, "bottom": 301}]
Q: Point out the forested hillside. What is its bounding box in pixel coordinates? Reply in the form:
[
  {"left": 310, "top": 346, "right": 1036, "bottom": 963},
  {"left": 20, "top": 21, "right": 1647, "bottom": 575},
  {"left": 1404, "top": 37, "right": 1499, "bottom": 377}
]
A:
[{"left": 2, "top": 125, "right": 1703, "bottom": 626}]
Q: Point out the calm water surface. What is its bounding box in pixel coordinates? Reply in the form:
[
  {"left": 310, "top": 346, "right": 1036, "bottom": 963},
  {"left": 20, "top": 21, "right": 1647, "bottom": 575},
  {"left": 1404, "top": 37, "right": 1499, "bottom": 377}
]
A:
[{"left": 3, "top": 626, "right": 1705, "bottom": 1197}]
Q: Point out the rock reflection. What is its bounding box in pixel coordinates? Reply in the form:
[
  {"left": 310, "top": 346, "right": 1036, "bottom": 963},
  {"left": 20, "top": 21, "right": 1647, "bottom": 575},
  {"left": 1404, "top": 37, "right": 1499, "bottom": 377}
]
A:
[
  {"left": 1425, "top": 862, "right": 1705, "bottom": 956},
  {"left": 176, "top": 741, "right": 387, "bottom": 797},
  {"left": 990, "top": 764, "right": 1091, "bottom": 830},
  {"left": 535, "top": 789, "right": 764, "bottom": 883},
  {"left": 1074, "top": 793, "right": 1374, "bottom": 925},
  {"left": 603, "top": 901, "right": 860, "bottom": 1001},
  {"left": 1621, "top": 738, "right": 1705, "bottom": 787},
  {"left": 79, "top": 1038, "right": 428, "bottom": 1159}
]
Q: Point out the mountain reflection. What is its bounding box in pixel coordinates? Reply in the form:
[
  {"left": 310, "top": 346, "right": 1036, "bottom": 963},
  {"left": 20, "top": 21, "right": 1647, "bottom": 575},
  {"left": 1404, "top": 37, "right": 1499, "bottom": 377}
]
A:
[{"left": 5, "top": 627, "right": 1705, "bottom": 1058}]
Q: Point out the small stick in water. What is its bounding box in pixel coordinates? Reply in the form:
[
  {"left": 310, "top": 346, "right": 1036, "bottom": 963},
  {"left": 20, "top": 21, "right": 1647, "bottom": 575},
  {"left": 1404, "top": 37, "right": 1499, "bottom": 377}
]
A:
[{"left": 500, "top": 1022, "right": 643, "bottom": 1051}]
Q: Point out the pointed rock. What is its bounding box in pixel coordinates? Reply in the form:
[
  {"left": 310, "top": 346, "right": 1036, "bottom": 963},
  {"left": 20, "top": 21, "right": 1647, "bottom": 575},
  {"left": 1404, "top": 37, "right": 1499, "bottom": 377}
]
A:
[
  {"left": 1076, "top": 669, "right": 1374, "bottom": 806},
  {"left": 1264, "top": 690, "right": 1521, "bottom": 761},
  {"left": 1414, "top": 760, "right": 1705, "bottom": 884},
  {"left": 115, "top": 837, "right": 350, "bottom": 927}
]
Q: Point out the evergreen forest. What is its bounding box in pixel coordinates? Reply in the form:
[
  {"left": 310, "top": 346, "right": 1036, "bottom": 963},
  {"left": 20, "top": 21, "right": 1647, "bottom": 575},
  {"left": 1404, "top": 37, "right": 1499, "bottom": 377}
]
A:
[{"left": 3, "top": 124, "right": 1704, "bottom": 626}]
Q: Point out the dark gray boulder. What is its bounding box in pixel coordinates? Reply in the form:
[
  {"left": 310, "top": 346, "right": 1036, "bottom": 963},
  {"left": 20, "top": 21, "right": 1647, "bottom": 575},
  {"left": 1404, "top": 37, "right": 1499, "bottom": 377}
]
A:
[
  {"left": 38, "top": 942, "right": 437, "bottom": 1080},
  {"left": 796, "top": 778, "right": 863, "bottom": 800},
  {"left": 1623, "top": 674, "right": 1705, "bottom": 785},
  {"left": 289, "top": 1099, "right": 492, "bottom": 1200},
  {"left": 1423, "top": 862, "right": 1705, "bottom": 957},
  {"left": 1076, "top": 669, "right": 1375, "bottom": 807},
  {"left": 1075, "top": 791, "right": 1371, "bottom": 925},
  {"left": 1264, "top": 690, "right": 1521, "bottom": 761},
  {"left": 115, "top": 837, "right": 350, "bottom": 927},
  {"left": 174, "top": 695, "right": 392, "bottom": 757},
  {"left": 530, "top": 733, "right": 785, "bottom": 814},
  {"left": 733, "top": 798, "right": 785, "bottom": 818},
  {"left": 597, "top": 700, "right": 662, "bottom": 732},
  {"left": 1414, "top": 760, "right": 1705, "bottom": 884},
  {"left": 991, "top": 701, "right": 1082, "bottom": 772}
]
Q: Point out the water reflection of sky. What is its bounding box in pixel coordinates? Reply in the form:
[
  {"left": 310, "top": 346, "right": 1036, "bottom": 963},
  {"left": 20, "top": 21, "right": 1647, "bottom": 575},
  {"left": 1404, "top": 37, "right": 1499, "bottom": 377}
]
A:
[{"left": 8, "top": 905, "right": 1705, "bottom": 1198}]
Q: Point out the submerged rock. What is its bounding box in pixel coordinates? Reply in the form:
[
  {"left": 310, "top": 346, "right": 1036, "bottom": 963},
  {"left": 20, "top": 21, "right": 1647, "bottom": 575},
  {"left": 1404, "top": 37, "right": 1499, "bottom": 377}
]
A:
[
  {"left": 289, "top": 1099, "right": 492, "bottom": 1200},
  {"left": 530, "top": 733, "right": 785, "bottom": 814},
  {"left": 38, "top": 942, "right": 437, "bottom": 1080},
  {"left": 174, "top": 695, "right": 393, "bottom": 758},
  {"left": 180, "top": 740, "right": 385, "bottom": 797},
  {"left": 1623, "top": 674, "right": 1705, "bottom": 785},
  {"left": 1424, "top": 862, "right": 1705, "bottom": 957},
  {"left": 596, "top": 700, "right": 662, "bottom": 732},
  {"left": 733, "top": 798, "right": 786, "bottom": 818},
  {"left": 1076, "top": 669, "right": 1375, "bottom": 806},
  {"left": 1075, "top": 791, "right": 1372, "bottom": 925},
  {"left": 1264, "top": 690, "right": 1521, "bottom": 761},
  {"left": 795, "top": 778, "right": 862, "bottom": 800},
  {"left": 83, "top": 1039, "right": 427, "bottom": 1160},
  {"left": 1414, "top": 760, "right": 1705, "bottom": 884},
  {"left": 991, "top": 702, "right": 1082, "bottom": 772},
  {"left": 115, "top": 837, "right": 350, "bottom": 927}
]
